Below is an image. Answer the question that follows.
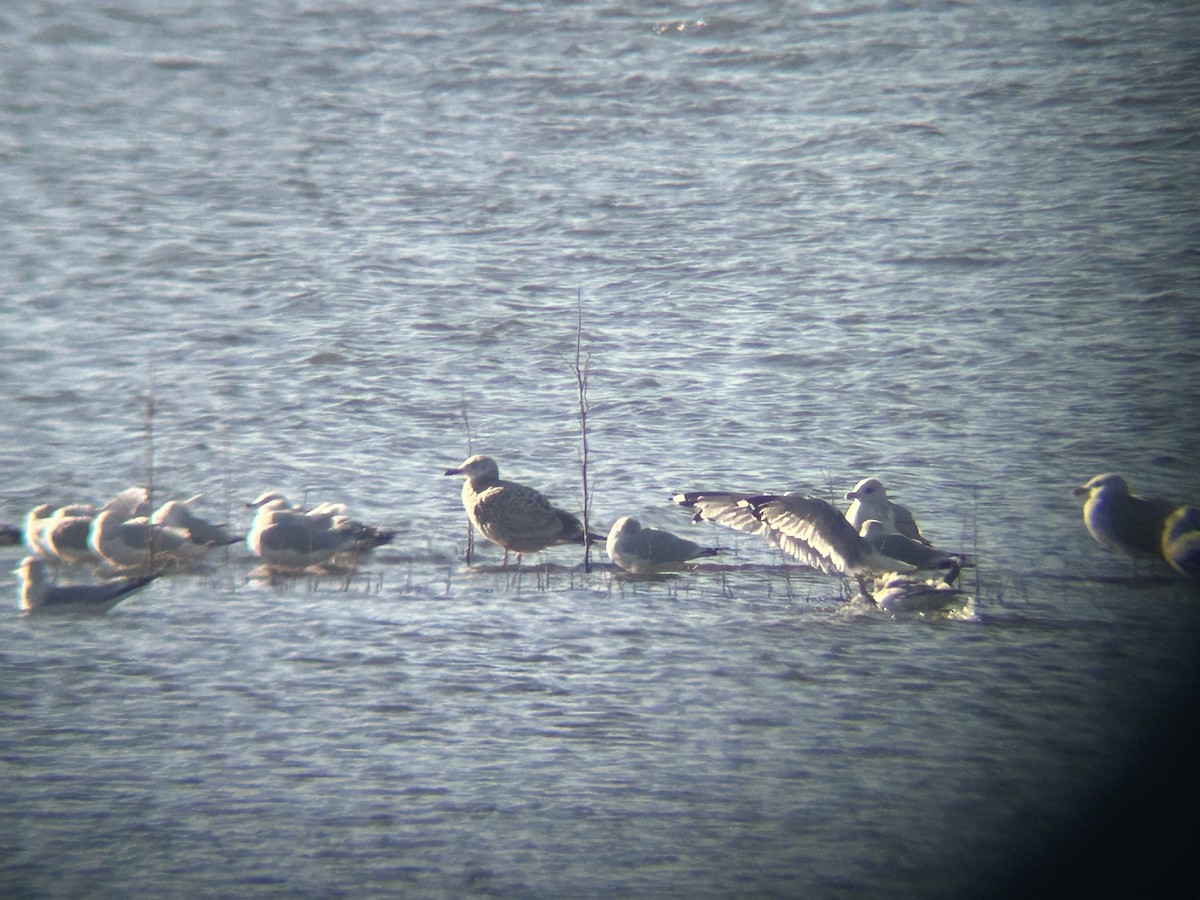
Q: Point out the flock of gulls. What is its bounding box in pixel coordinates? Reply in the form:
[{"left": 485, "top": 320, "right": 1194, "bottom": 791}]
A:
[{"left": 6, "top": 456, "right": 1199, "bottom": 617}]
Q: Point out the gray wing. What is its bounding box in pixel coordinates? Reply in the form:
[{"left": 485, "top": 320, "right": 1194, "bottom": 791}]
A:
[
  {"left": 635, "top": 527, "right": 717, "bottom": 566},
  {"left": 155, "top": 503, "right": 242, "bottom": 545},
  {"left": 874, "top": 532, "right": 969, "bottom": 570},
  {"left": 260, "top": 517, "right": 353, "bottom": 555},
  {"left": 1114, "top": 495, "right": 1177, "bottom": 557},
  {"left": 671, "top": 492, "right": 765, "bottom": 536},
  {"left": 891, "top": 502, "right": 931, "bottom": 545},
  {"left": 44, "top": 575, "right": 157, "bottom": 610},
  {"left": 743, "top": 494, "right": 880, "bottom": 574}
]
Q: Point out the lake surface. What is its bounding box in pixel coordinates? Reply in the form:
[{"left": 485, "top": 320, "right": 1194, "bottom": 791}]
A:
[{"left": 3, "top": 1, "right": 1200, "bottom": 897}]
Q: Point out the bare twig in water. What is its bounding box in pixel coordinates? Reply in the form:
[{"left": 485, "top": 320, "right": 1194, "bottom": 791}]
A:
[
  {"left": 971, "top": 484, "right": 981, "bottom": 599},
  {"left": 570, "top": 288, "right": 594, "bottom": 573},
  {"left": 142, "top": 388, "right": 158, "bottom": 567},
  {"left": 220, "top": 419, "right": 234, "bottom": 568},
  {"left": 459, "top": 394, "right": 475, "bottom": 565}
]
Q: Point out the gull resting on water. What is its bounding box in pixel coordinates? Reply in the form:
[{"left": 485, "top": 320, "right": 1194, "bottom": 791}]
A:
[
  {"left": 88, "top": 508, "right": 211, "bottom": 572},
  {"left": 152, "top": 497, "right": 242, "bottom": 547},
  {"left": 245, "top": 492, "right": 393, "bottom": 570},
  {"left": 16, "top": 556, "right": 156, "bottom": 614},
  {"left": 605, "top": 515, "right": 720, "bottom": 574},
  {"left": 27, "top": 488, "right": 152, "bottom": 566}
]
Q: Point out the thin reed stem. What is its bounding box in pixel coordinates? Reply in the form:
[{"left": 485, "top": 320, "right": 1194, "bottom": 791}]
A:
[{"left": 571, "top": 288, "right": 593, "bottom": 573}]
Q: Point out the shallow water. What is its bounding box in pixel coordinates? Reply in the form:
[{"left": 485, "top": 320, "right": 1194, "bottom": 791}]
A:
[{"left": 3, "top": 1, "right": 1200, "bottom": 897}]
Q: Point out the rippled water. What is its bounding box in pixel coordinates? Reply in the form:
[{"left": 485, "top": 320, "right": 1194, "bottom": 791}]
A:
[{"left": 3, "top": 1, "right": 1200, "bottom": 897}]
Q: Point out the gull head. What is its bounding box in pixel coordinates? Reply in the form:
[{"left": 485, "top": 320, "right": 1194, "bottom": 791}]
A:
[
  {"left": 858, "top": 519, "right": 889, "bottom": 543},
  {"left": 444, "top": 454, "right": 500, "bottom": 487},
  {"left": 845, "top": 478, "right": 887, "bottom": 502},
  {"left": 1073, "top": 473, "right": 1128, "bottom": 499},
  {"left": 608, "top": 516, "right": 640, "bottom": 539},
  {"left": 246, "top": 491, "right": 291, "bottom": 510}
]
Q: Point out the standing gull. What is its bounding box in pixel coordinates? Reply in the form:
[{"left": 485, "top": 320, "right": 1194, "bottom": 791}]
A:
[
  {"left": 605, "top": 515, "right": 720, "bottom": 574},
  {"left": 16, "top": 556, "right": 157, "bottom": 614},
  {"left": 1073, "top": 473, "right": 1175, "bottom": 563},
  {"left": 843, "top": 477, "right": 930, "bottom": 544},
  {"left": 1162, "top": 507, "right": 1200, "bottom": 578},
  {"left": 444, "top": 455, "right": 601, "bottom": 567}
]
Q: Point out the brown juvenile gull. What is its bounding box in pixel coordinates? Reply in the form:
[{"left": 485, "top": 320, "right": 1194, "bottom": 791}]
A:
[
  {"left": 843, "top": 477, "right": 931, "bottom": 545},
  {"left": 16, "top": 556, "right": 157, "bottom": 614},
  {"left": 244, "top": 492, "right": 393, "bottom": 570},
  {"left": 1073, "top": 473, "right": 1175, "bottom": 563},
  {"left": 673, "top": 490, "right": 922, "bottom": 598},
  {"left": 1162, "top": 506, "right": 1200, "bottom": 578},
  {"left": 444, "top": 454, "right": 601, "bottom": 567},
  {"left": 605, "top": 515, "right": 720, "bottom": 574}
]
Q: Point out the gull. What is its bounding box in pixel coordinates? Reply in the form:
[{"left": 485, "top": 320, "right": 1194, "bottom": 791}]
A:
[
  {"left": 1073, "top": 473, "right": 1175, "bottom": 563},
  {"left": 23, "top": 504, "right": 55, "bottom": 556},
  {"left": 16, "top": 556, "right": 157, "bottom": 614},
  {"left": 88, "top": 509, "right": 210, "bottom": 572},
  {"left": 605, "top": 515, "right": 720, "bottom": 574},
  {"left": 41, "top": 505, "right": 103, "bottom": 565},
  {"left": 32, "top": 488, "right": 152, "bottom": 566},
  {"left": 444, "top": 455, "right": 602, "bottom": 567},
  {"left": 245, "top": 492, "right": 393, "bottom": 570},
  {"left": 1162, "top": 506, "right": 1200, "bottom": 578},
  {"left": 871, "top": 569, "right": 969, "bottom": 614},
  {"left": 858, "top": 520, "right": 972, "bottom": 574},
  {"left": 673, "top": 490, "right": 922, "bottom": 597},
  {"left": 843, "top": 477, "right": 930, "bottom": 544},
  {"left": 151, "top": 497, "right": 242, "bottom": 547}
]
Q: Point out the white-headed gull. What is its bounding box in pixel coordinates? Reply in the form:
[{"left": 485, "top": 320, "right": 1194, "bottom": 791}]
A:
[{"left": 605, "top": 515, "right": 720, "bottom": 574}]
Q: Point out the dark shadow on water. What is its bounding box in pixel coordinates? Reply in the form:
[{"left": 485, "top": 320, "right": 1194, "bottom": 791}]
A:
[{"left": 984, "top": 654, "right": 1200, "bottom": 899}]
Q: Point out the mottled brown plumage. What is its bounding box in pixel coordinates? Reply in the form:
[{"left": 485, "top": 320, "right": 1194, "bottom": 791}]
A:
[{"left": 444, "top": 455, "right": 599, "bottom": 566}]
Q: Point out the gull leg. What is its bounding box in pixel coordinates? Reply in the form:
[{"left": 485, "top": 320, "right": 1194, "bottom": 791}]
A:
[{"left": 856, "top": 575, "right": 872, "bottom": 602}]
